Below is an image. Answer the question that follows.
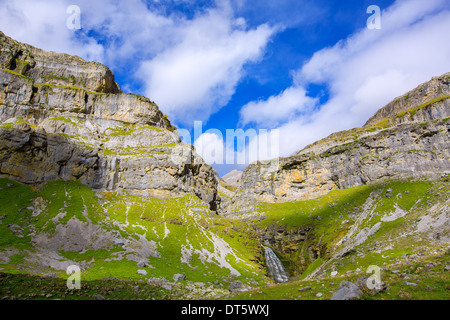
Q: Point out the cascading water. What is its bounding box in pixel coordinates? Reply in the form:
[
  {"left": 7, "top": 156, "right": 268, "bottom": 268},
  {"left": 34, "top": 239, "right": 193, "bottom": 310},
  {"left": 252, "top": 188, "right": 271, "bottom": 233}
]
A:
[{"left": 263, "top": 245, "right": 289, "bottom": 283}]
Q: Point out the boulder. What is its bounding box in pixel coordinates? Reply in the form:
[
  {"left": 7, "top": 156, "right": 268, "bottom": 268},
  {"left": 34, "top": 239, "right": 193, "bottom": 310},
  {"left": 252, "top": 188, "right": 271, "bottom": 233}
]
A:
[
  {"left": 173, "top": 274, "right": 186, "bottom": 282},
  {"left": 161, "top": 284, "right": 172, "bottom": 291},
  {"left": 229, "top": 281, "right": 250, "bottom": 293},
  {"left": 113, "top": 239, "right": 125, "bottom": 246},
  {"left": 331, "top": 281, "right": 363, "bottom": 300}
]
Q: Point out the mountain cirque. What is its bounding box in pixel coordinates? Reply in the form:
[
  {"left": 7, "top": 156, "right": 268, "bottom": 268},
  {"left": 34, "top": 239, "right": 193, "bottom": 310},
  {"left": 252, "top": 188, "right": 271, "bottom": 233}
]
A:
[
  {"left": 0, "top": 31, "right": 449, "bottom": 301},
  {"left": 0, "top": 31, "right": 219, "bottom": 210}
]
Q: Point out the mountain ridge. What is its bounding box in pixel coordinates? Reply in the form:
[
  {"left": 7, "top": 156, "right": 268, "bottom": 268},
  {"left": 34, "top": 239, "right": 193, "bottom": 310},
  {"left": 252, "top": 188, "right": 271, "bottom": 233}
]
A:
[{"left": 224, "top": 72, "right": 449, "bottom": 216}]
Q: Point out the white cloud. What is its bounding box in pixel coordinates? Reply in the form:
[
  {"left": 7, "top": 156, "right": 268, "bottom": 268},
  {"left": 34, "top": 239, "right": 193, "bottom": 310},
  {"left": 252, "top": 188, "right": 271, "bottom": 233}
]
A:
[
  {"left": 138, "top": 8, "right": 275, "bottom": 125},
  {"left": 0, "top": 0, "right": 104, "bottom": 61},
  {"left": 3, "top": 0, "right": 448, "bottom": 171},
  {"left": 239, "top": 86, "right": 317, "bottom": 126},
  {"left": 194, "top": 126, "right": 280, "bottom": 171},
  {"left": 239, "top": 0, "right": 450, "bottom": 158},
  {"left": 0, "top": 0, "right": 183, "bottom": 66},
  {"left": 0, "top": 0, "right": 276, "bottom": 127},
  {"left": 77, "top": 0, "right": 176, "bottom": 66}
]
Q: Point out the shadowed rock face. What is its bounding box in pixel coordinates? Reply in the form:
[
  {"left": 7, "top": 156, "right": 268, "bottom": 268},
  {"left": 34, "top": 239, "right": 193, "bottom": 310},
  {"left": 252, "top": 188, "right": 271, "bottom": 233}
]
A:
[
  {"left": 229, "top": 73, "right": 450, "bottom": 215},
  {"left": 0, "top": 31, "right": 219, "bottom": 209}
]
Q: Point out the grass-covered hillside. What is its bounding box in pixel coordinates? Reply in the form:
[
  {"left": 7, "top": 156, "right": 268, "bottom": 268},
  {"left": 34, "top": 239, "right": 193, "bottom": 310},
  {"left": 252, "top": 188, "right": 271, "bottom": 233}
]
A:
[
  {"left": 0, "top": 176, "right": 448, "bottom": 300},
  {"left": 0, "top": 178, "right": 268, "bottom": 300},
  {"left": 226, "top": 176, "right": 449, "bottom": 300}
]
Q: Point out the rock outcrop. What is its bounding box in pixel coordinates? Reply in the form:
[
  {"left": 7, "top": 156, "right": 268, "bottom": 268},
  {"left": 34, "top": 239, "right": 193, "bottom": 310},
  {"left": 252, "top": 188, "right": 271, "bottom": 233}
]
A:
[
  {"left": 365, "top": 73, "right": 450, "bottom": 127},
  {"left": 0, "top": 30, "right": 121, "bottom": 94},
  {"left": 228, "top": 72, "right": 450, "bottom": 215},
  {"left": 330, "top": 280, "right": 363, "bottom": 300},
  {"left": 0, "top": 31, "right": 219, "bottom": 209}
]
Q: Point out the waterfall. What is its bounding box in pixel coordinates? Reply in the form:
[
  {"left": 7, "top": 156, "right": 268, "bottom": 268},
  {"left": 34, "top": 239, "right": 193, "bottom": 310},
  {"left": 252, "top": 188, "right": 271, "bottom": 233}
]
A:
[{"left": 263, "top": 245, "right": 289, "bottom": 283}]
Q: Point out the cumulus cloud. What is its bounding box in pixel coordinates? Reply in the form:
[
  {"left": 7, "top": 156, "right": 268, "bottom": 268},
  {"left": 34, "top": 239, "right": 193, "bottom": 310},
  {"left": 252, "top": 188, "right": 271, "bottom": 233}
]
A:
[
  {"left": 239, "top": 0, "right": 450, "bottom": 158},
  {"left": 0, "top": 0, "right": 183, "bottom": 66},
  {"left": 3, "top": 0, "right": 448, "bottom": 171},
  {"left": 194, "top": 126, "right": 280, "bottom": 172},
  {"left": 138, "top": 8, "right": 275, "bottom": 125},
  {"left": 0, "top": 0, "right": 104, "bottom": 61},
  {"left": 239, "top": 86, "right": 317, "bottom": 126},
  {"left": 194, "top": 131, "right": 225, "bottom": 165},
  {"left": 0, "top": 0, "right": 276, "bottom": 127}
]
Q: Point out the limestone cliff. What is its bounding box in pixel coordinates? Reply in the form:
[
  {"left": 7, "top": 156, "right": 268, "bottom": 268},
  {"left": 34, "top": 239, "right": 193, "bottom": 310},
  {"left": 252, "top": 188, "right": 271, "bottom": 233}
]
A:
[
  {"left": 228, "top": 72, "right": 450, "bottom": 215},
  {"left": 0, "top": 31, "right": 219, "bottom": 209},
  {"left": 364, "top": 73, "right": 450, "bottom": 127},
  {"left": 0, "top": 31, "right": 121, "bottom": 94}
]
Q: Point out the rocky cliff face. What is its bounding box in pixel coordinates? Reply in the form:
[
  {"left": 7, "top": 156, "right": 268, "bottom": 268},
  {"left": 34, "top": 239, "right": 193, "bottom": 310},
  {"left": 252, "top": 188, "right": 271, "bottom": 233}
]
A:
[
  {"left": 0, "top": 31, "right": 219, "bottom": 209},
  {"left": 364, "top": 73, "right": 450, "bottom": 127},
  {"left": 228, "top": 73, "right": 450, "bottom": 215},
  {"left": 0, "top": 31, "right": 448, "bottom": 298}
]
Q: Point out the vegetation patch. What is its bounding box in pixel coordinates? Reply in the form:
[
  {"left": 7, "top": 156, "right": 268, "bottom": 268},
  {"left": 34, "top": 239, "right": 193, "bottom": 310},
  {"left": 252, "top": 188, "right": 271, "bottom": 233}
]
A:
[
  {"left": 396, "top": 95, "right": 450, "bottom": 119},
  {"left": 0, "top": 68, "right": 33, "bottom": 82}
]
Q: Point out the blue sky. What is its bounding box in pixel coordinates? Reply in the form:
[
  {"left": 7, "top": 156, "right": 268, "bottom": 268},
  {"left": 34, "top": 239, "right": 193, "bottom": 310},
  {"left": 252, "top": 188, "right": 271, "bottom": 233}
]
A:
[{"left": 1, "top": 0, "right": 450, "bottom": 176}]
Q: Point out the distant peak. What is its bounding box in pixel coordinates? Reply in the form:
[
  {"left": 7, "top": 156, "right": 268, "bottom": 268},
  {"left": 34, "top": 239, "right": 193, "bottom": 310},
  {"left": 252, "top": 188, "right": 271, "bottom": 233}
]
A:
[{"left": 221, "top": 170, "right": 243, "bottom": 187}]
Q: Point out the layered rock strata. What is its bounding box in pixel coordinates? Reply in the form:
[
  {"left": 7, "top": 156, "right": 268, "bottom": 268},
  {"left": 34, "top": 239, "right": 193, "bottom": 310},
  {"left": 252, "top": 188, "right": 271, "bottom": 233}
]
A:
[
  {"left": 0, "top": 31, "right": 219, "bottom": 209},
  {"left": 228, "top": 73, "right": 450, "bottom": 215}
]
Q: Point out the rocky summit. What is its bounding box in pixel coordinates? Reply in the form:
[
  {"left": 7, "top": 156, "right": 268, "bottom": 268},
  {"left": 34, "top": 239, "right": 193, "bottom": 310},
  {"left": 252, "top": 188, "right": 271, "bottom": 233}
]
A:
[
  {"left": 0, "top": 31, "right": 260, "bottom": 299},
  {"left": 0, "top": 31, "right": 449, "bottom": 301}
]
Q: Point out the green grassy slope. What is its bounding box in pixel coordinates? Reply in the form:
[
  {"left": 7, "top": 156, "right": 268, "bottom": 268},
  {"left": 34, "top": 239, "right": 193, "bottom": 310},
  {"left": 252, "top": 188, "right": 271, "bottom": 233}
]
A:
[
  {"left": 0, "top": 177, "right": 448, "bottom": 300},
  {"left": 226, "top": 177, "right": 449, "bottom": 300},
  {"left": 0, "top": 178, "right": 267, "bottom": 299}
]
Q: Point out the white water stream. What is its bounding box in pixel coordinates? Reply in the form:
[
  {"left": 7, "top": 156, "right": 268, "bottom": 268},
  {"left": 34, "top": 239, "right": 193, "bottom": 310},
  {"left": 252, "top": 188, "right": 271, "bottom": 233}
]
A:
[{"left": 263, "top": 245, "right": 288, "bottom": 283}]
